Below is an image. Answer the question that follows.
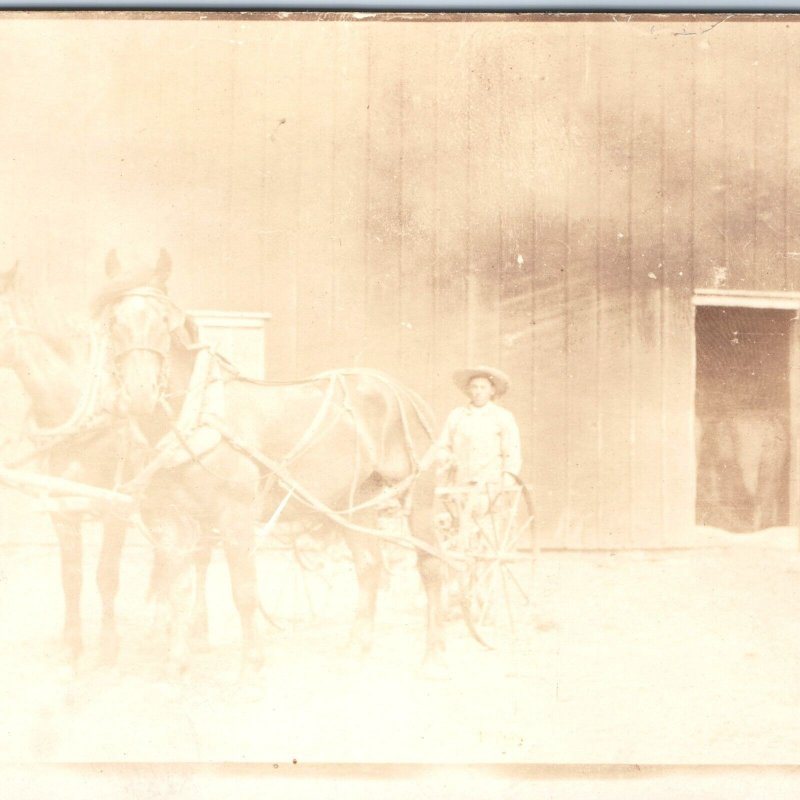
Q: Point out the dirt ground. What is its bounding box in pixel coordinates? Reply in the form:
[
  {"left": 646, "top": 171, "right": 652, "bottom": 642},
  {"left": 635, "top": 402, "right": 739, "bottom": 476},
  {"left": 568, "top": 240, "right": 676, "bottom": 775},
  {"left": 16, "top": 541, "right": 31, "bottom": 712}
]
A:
[{"left": 1, "top": 524, "right": 800, "bottom": 777}]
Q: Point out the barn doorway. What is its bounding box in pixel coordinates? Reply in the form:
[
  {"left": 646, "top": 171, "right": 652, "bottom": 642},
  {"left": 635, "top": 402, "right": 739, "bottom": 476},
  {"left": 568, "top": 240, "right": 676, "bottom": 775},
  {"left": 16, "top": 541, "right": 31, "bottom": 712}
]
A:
[{"left": 695, "top": 304, "right": 794, "bottom": 532}]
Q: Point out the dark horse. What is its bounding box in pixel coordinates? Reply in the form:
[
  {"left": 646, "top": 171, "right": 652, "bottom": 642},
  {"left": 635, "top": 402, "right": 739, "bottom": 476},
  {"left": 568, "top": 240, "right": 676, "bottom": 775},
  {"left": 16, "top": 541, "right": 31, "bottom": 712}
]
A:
[
  {"left": 0, "top": 263, "right": 139, "bottom": 666},
  {"left": 95, "top": 252, "right": 446, "bottom": 676},
  {"left": 696, "top": 409, "right": 789, "bottom": 532}
]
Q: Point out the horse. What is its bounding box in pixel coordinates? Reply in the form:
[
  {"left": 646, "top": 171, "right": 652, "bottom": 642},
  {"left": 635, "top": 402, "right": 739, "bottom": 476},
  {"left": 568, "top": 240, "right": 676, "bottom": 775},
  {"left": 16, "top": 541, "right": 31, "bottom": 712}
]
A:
[
  {"left": 94, "top": 251, "right": 446, "bottom": 677},
  {"left": 696, "top": 409, "right": 789, "bottom": 532},
  {"left": 0, "top": 263, "right": 136, "bottom": 666}
]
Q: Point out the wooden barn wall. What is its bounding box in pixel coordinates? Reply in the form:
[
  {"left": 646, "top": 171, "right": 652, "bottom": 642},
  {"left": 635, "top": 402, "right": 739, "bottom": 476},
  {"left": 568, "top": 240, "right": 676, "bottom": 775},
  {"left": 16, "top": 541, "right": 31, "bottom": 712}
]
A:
[{"left": 0, "top": 18, "right": 798, "bottom": 547}]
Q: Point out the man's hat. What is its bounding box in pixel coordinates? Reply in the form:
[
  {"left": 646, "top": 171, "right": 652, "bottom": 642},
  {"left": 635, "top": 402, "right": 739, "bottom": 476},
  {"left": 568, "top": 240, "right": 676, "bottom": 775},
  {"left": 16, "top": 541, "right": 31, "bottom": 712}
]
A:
[{"left": 452, "top": 365, "right": 511, "bottom": 397}]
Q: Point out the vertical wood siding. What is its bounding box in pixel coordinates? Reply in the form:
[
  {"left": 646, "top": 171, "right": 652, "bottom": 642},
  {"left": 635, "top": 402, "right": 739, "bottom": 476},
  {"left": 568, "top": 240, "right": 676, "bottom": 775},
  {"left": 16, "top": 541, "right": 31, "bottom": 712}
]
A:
[
  {"left": 0, "top": 17, "right": 797, "bottom": 547},
  {"left": 661, "top": 36, "right": 697, "bottom": 549},
  {"left": 788, "top": 31, "right": 800, "bottom": 293},
  {"left": 431, "top": 27, "right": 470, "bottom": 415},
  {"left": 630, "top": 27, "right": 664, "bottom": 548}
]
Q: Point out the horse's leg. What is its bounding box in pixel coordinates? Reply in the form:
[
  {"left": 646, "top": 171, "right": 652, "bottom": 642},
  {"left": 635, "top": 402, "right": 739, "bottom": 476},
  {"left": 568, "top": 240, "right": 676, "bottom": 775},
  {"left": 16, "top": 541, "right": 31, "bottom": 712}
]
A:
[
  {"left": 408, "top": 475, "right": 447, "bottom": 676},
  {"left": 343, "top": 517, "right": 382, "bottom": 656},
  {"left": 152, "top": 510, "right": 198, "bottom": 678},
  {"left": 96, "top": 518, "right": 127, "bottom": 665},
  {"left": 416, "top": 548, "right": 447, "bottom": 674},
  {"left": 190, "top": 533, "right": 212, "bottom": 651},
  {"left": 220, "top": 506, "right": 263, "bottom": 678},
  {"left": 52, "top": 513, "right": 83, "bottom": 665}
]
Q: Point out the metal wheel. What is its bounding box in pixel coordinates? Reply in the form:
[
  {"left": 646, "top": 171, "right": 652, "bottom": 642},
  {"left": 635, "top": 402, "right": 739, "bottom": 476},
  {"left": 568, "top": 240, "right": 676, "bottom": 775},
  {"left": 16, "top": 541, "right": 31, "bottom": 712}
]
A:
[
  {"left": 436, "top": 481, "right": 536, "bottom": 650},
  {"left": 257, "top": 520, "right": 339, "bottom": 624}
]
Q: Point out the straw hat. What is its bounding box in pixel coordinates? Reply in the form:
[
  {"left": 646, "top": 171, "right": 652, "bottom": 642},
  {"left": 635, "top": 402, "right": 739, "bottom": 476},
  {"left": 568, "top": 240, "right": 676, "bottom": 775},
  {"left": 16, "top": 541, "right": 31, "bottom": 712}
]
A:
[{"left": 452, "top": 365, "right": 511, "bottom": 397}]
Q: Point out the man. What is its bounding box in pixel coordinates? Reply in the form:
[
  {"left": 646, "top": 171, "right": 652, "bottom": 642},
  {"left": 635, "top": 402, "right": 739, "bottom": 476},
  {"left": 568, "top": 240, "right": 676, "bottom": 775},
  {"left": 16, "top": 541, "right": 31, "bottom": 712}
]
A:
[
  {"left": 436, "top": 365, "right": 522, "bottom": 490},
  {"left": 435, "top": 365, "right": 523, "bottom": 621}
]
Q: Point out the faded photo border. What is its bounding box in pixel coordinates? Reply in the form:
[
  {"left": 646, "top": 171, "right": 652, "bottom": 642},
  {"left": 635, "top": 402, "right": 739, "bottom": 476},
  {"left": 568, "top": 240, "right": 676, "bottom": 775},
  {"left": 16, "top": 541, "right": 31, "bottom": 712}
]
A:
[
  {"left": 4, "top": 764, "right": 800, "bottom": 798},
  {"left": 2, "top": 0, "right": 800, "bottom": 9}
]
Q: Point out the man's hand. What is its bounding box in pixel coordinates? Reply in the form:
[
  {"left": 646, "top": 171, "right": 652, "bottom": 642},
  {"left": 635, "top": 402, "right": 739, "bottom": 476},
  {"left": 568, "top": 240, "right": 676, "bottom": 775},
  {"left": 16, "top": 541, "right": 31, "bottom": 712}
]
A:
[{"left": 436, "top": 448, "right": 455, "bottom": 471}]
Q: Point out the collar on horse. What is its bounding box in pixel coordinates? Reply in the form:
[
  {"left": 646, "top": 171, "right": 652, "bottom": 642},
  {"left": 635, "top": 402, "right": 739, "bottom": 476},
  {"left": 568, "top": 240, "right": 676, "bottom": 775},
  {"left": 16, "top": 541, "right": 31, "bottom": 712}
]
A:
[
  {"left": 25, "top": 329, "right": 115, "bottom": 442},
  {"left": 117, "top": 344, "right": 227, "bottom": 494}
]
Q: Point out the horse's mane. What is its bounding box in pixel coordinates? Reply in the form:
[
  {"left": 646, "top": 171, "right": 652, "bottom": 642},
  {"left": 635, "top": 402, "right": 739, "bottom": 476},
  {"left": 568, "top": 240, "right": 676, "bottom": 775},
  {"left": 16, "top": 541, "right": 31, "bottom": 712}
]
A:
[
  {"left": 89, "top": 267, "right": 169, "bottom": 318},
  {"left": 10, "top": 284, "right": 84, "bottom": 359}
]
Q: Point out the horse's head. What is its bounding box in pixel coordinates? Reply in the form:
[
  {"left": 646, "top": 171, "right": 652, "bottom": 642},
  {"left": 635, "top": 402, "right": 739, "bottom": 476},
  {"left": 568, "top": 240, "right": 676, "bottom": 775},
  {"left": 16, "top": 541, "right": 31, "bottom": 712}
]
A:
[{"left": 96, "top": 248, "right": 187, "bottom": 416}]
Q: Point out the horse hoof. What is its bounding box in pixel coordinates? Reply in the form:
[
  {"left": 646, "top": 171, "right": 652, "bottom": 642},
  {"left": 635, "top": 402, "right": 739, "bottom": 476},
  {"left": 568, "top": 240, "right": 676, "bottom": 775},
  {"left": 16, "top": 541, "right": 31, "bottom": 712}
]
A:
[{"left": 62, "top": 634, "right": 83, "bottom": 666}]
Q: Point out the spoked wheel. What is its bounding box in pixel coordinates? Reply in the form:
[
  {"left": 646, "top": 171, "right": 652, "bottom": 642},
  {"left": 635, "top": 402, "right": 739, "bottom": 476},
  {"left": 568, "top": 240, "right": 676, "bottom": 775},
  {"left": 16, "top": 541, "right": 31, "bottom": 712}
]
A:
[
  {"left": 437, "top": 481, "right": 536, "bottom": 650},
  {"left": 258, "top": 520, "right": 338, "bottom": 624}
]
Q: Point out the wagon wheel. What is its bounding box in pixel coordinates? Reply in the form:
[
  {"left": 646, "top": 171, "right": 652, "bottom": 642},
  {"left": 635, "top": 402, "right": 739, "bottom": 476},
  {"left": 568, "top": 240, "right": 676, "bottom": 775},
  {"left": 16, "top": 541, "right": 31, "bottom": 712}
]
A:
[
  {"left": 292, "top": 520, "right": 337, "bottom": 573},
  {"left": 438, "top": 480, "right": 536, "bottom": 650},
  {"left": 259, "top": 520, "right": 339, "bottom": 624}
]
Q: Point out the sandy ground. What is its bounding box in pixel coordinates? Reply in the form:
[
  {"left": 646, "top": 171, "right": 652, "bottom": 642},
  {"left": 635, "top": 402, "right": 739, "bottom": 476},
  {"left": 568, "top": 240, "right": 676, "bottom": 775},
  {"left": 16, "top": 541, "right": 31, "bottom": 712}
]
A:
[{"left": 1, "top": 525, "right": 800, "bottom": 782}]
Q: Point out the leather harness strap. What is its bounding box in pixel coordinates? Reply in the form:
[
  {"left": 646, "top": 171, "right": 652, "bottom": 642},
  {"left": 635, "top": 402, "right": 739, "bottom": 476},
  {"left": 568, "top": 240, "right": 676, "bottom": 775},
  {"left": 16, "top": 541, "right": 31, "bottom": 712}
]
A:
[{"left": 120, "top": 348, "right": 452, "bottom": 562}]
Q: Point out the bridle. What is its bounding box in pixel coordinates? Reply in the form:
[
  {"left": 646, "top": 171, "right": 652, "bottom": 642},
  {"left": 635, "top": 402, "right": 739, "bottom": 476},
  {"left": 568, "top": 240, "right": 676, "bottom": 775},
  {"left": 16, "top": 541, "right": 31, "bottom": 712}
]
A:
[{"left": 104, "top": 287, "right": 185, "bottom": 400}]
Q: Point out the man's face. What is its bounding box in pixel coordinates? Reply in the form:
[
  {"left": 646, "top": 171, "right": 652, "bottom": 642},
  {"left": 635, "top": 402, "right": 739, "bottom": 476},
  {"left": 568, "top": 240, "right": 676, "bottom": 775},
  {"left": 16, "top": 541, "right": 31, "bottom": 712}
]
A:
[{"left": 468, "top": 376, "right": 495, "bottom": 407}]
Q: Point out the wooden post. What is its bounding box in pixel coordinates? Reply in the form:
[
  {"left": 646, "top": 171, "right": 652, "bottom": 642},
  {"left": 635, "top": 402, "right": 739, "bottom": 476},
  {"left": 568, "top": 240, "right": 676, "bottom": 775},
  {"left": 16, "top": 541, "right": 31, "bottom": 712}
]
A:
[{"left": 790, "top": 314, "right": 800, "bottom": 550}]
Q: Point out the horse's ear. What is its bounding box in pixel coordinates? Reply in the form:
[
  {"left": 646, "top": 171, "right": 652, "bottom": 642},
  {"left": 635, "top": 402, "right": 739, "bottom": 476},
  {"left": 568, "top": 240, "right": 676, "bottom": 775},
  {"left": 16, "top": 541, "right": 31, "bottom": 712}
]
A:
[
  {"left": 155, "top": 249, "right": 172, "bottom": 284},
  {"left": 0, "top": 261, "right": 19, "bottom": 292},
  {"left": 105, "top": 249, "right": 121, "bottom": 278}
]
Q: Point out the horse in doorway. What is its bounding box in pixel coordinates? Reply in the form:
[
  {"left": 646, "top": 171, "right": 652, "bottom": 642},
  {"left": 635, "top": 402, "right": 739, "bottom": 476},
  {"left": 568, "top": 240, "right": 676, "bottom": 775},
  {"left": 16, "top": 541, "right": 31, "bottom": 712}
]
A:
[{"left": 697, "top": 409, "right": 789, "bottom": 532}]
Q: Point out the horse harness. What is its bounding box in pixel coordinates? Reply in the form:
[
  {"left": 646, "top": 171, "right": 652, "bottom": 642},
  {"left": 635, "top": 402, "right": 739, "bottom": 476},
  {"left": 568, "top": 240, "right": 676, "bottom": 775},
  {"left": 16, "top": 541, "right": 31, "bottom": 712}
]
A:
[
  {"left": 103, "top": 287, "right": 189, "bottom": 401},
  {"left": 118, "top": 348, "right": 453, "bottom": 562}
]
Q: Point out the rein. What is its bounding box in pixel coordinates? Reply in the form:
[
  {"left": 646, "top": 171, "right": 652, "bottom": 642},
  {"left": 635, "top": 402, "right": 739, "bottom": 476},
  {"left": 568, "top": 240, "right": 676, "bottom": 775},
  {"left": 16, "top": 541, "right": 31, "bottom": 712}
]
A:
[
  {"left": 99, "top": 281, "right": 441, "bottom": 556},
  {"left": 119, "top": 348, "right": 447, "bottom": 558},
  {"left": 240, "top": 365, "right": 437, "bottom": 518},
  {"left": 208, "top": 417, "right": 462, "bottom": 565}
]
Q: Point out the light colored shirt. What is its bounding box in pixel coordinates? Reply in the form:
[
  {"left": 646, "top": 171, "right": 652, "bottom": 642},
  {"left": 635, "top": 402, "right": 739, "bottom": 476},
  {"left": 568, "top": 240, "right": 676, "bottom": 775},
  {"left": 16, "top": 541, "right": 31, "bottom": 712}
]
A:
[{"left": 437, "top": 401, "right": 522, "bottom": 485}]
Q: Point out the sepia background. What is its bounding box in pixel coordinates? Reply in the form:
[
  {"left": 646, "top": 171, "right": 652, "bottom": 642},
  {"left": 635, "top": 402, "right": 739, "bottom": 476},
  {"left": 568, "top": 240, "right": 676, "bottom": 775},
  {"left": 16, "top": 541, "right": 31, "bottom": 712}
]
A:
[
  {"left": 1, "top": 13, "right": 800, "bottom": 774},
  {"left": 3, "top": 14, "right": 799, "bottom": 547}
]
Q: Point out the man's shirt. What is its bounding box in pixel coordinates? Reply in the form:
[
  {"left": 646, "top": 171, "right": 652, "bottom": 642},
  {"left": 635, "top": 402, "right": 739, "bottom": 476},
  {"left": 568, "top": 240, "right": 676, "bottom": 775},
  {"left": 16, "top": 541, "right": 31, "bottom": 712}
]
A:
[{"left": 437, "top": 401, "right": 522, "bottom": 485}]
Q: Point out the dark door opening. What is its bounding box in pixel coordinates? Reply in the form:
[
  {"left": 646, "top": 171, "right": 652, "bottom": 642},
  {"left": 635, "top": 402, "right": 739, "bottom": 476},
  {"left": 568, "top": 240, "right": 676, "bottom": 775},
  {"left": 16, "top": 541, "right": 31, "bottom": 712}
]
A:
[{"left": 695, "top": 305, "right": 792, "bottom": 532}]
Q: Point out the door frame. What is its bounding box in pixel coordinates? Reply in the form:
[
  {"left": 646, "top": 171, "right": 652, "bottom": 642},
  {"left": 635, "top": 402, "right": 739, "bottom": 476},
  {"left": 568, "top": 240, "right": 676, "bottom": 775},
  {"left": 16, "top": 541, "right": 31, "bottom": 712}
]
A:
[{"left": 692, "top": 289, "right": 800, "bottom": 540}]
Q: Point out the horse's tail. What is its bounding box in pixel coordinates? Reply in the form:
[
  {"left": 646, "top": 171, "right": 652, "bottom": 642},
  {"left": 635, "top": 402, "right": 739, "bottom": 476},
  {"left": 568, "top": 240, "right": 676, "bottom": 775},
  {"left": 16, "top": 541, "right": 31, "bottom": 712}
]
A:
[
  {"left": 329, "top": 368, "right": 436, "bottom": 481},
  {"left": 327, "top": 367, "right": 436, "bottom": 443},
  {"left": 370, "top": 371, "right": 437, "bottom": 472}
]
